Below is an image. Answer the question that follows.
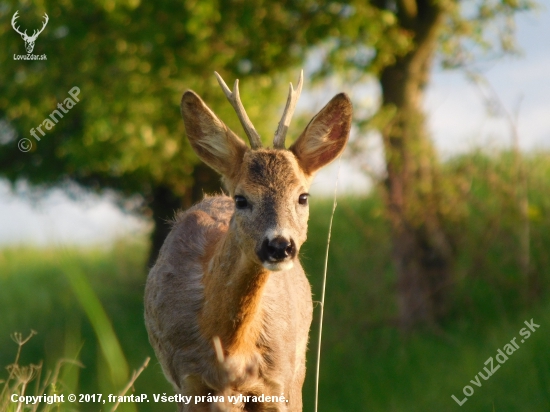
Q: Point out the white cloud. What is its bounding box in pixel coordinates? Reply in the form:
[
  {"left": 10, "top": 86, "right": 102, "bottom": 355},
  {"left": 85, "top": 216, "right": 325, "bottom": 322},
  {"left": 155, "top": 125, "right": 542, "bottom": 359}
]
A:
[{"left": 0, "top": 181, "right": 148, "bottom": 246}]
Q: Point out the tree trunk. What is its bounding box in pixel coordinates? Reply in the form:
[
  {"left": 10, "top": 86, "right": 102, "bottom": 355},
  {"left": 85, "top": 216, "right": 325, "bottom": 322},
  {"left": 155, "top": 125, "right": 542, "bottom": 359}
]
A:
[
  {"left": 147, "top": 163, "right": 222, "bottom": 267},
  {"left": 379, "top": 2, "right": 454, "bottom": 330},
  {"left": 147, "top": 184, "right": 185, "bottom": 268}
]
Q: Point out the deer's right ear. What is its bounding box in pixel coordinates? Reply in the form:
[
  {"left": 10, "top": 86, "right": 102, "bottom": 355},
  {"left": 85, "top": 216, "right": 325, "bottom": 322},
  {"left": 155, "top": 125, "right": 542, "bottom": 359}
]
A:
[{"left": 181, "top": 91, "right": 248, "bottom": 178}]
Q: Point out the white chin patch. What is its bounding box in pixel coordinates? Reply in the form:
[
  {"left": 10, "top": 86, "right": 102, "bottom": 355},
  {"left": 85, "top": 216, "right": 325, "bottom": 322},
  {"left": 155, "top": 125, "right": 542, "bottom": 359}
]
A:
[{"left": 263, "top": 260, "right": 294, "bottom": 272}]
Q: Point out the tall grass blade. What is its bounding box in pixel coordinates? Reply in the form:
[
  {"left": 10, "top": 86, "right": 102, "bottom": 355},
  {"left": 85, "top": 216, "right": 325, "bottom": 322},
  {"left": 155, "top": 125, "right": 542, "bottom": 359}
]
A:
[
  {"left": 62, "top": 263, "right": 129, "bottom": 388},
  {"left": 314, "top": 160, "right": 340, "bottom": 412}
]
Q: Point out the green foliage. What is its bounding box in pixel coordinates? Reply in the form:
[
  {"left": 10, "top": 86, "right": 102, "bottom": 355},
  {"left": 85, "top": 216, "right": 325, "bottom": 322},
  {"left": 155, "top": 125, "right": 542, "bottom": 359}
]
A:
[
  {"left": 439, "top": 0, "right": 538, "bottom": 68},
  {"left": 1, "top": 151, "right": 549, "bottom": 411},
  {"left": 0, "top": 0, "right": 345, "bottom": 198},
  {"left": 0, "top": 0, "right": 534, "bottom": 202},
  {"left": 63, "top": 263, "right": 130, "bottom": 390},
  {"left": 0, "top": 331, "right": 84, "bottom": 412},
  {"left": 305, "top": 0, "right": 535, "bottom": 80},
  {"left": 303, "top": 151, "right": 550, "bottom": 410},
  {"left": 445, "top": 151, "right": 550, "bottom": 314},
  {"left": 0, "top": 240, "right": 163, "bottom": 412}
]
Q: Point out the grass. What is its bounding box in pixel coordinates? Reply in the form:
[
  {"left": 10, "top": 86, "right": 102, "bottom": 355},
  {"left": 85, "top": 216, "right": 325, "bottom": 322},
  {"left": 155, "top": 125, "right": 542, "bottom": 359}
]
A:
[
  {"left": 0, "top": 330, "right": 83, "bottom": 412},
  {"left": 0, "top": 241, "right": 169, "bottom": 412},
  {"left": 0, "top": 330, "right": 149, "bottom": 412},
  {"left": 1, "top": 150, "right": 549, "bottom": 411}
]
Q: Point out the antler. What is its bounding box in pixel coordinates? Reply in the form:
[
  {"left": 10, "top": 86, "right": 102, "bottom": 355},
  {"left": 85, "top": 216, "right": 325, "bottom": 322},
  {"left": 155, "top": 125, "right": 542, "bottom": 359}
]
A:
[
  {"left": 273, "top": 70, "right": 303, "bottom": 149},
  {"left": 214, "top": 72, "right": 262, "bottom": 149},
  {"left": 11, "top": 11, "right": 27, "bottom": 37},
  {"left": 11, "top": 11, "right": 48, "bottom": 40},
  {"left": 28, "top": 13, "right": 49, "bottom": 40}
]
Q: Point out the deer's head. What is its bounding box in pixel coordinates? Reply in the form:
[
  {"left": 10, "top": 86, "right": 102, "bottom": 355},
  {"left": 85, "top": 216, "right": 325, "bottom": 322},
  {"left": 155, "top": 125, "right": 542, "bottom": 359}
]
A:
[
  {"left": 181, "top": 72, "right": 352, "bottom": 271},
  {"left": 11, "top": 11, "right": 49, "bottom": 54}
]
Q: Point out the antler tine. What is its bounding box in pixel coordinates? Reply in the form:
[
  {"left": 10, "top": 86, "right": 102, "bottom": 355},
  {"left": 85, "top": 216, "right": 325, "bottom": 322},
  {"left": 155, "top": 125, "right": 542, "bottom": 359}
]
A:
[
  {"left": 273, "top": 70, "right": 304, "bottom": 149},
  {"left": 214, "top": 71, "right": 262, "bottom": 149},
  {"left": 11, "top": 11, "right": 26, "bottom": 36},
  {"left": 30, "top": 13, "right": 48, "bottom": 40}
]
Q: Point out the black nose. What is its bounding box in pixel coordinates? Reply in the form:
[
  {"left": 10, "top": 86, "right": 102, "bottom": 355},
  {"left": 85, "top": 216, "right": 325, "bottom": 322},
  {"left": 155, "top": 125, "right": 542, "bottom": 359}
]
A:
[{"left": 260, "top": 236, "right": 296, "bottom": 262}]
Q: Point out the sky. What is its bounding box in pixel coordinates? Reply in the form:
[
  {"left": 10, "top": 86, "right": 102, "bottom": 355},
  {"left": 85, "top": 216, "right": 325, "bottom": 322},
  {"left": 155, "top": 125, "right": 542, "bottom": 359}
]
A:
[
  {"left": 1, "top": 6, "right": 549, "bottom": 246},
  {"left": 428, "top": 9, "right": 550, "bottom": 154}
]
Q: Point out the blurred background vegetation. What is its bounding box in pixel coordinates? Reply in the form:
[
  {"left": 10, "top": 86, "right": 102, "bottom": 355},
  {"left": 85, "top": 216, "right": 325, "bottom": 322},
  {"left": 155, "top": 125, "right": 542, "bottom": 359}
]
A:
[{"left": 0, "top": 0, "right": 548, "bottom": 410}]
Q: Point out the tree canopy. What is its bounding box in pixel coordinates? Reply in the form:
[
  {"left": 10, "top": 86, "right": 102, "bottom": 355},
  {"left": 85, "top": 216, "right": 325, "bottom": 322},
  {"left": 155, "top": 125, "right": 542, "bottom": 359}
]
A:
[
  {"left": 0, "top": 0, "right": 534, "bottom": 325},
  {"left": 0, "top": 0, "right": 531, "bottom": 195}
]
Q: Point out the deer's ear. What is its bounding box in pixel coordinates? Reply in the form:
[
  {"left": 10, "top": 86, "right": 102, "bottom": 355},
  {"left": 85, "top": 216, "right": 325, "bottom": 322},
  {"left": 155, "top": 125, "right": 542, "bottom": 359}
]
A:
[
  {"left": 181, "top": 91, "right": 248, "bottom": 178},
  {"left": 290, "top": 93, "right": 352, "bottom": 176}
]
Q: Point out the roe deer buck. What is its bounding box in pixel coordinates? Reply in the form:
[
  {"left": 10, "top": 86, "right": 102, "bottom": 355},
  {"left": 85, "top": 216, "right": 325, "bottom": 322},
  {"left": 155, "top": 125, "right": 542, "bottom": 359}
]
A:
[{"left": 144, "top": 72, "right": 352, "bottom": 412}]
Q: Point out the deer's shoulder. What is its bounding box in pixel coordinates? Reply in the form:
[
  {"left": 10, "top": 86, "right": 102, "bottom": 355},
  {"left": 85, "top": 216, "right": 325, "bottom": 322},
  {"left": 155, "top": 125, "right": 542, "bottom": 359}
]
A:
[
  {"left": 162, "top": 195, "right": 234, "bottom": 262},
  {"left": 178, "top": 194, "right": 235, "bottom": 227}
]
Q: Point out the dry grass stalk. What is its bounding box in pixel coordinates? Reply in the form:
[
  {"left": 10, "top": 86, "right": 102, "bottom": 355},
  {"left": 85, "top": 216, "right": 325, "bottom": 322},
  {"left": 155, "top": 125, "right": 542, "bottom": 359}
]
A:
[
  {"left": 0, "top": 331, "right": 83, "bottom": 412},
  {"left": 110, "top": 357, "right": 150, "bottom": 412},
  {"left": 314, "top": 160, "right": 341, "bottom": 412}
]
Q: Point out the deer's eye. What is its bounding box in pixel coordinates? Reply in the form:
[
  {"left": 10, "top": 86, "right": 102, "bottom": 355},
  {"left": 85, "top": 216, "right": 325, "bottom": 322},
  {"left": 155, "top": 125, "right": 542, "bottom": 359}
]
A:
[
  {"left": 235, "top": 195, "right": 248, "bottom": 209},
  {"left": 298, "top": 193, "right": 309, "bottom": 206}
]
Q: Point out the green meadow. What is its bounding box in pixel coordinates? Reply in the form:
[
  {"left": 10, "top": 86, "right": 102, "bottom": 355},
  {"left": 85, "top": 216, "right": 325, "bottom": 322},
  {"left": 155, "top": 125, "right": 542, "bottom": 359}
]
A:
[{"left": 1, "top": 151, "right": 549, "bottom": 411}]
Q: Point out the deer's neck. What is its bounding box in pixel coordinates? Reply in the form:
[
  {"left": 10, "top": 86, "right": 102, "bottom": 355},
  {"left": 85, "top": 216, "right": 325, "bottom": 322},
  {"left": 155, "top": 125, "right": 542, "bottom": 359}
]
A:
[{"left": 200, "top": 228, "right": 269, "bottom": 354}]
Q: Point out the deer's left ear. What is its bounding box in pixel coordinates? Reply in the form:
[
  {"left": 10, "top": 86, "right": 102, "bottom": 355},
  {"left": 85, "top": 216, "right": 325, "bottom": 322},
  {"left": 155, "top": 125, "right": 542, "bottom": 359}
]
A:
[{"left": 290, "top": 93, "right": 352, "bottom": 176}]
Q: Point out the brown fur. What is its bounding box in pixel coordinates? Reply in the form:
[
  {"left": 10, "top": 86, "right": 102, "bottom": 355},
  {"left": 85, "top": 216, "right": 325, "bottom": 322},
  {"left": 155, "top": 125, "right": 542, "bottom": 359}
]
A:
[{"left": 145, "top": 83, "right": 352, "bottom": 412}]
